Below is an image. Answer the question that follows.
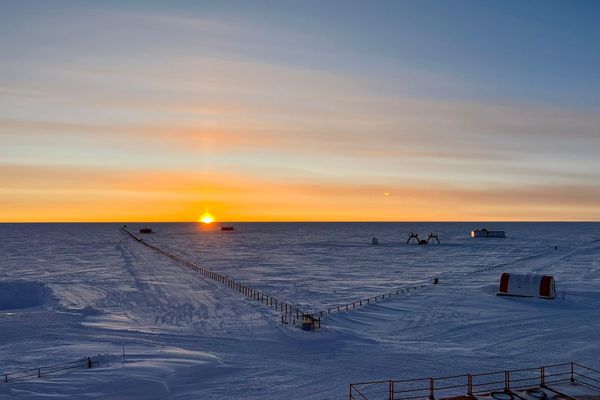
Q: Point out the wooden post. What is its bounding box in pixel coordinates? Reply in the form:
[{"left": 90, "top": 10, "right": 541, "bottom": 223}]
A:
[
  {"left": 88, "top": 357, "right": 92, "bottom": 368},
  {"left": 5, "top": 373, "right": 8, "bottom": 383},
  {"left": 38, "top": 368, "right": 41, "bottom": 378},
  {"left": 540, "top": 367, "right": 545, "bottom": 387},
  {"left": 389, "top": 380, "right": 394, "bottom": 400},
  {"left": 504, "top": 371, "right": 509, "bottom": 392}
]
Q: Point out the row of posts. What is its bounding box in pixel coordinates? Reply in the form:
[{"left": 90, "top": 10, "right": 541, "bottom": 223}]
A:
[
  {"left": 122, "top": 228, "right": 320, "bottom": 330},
  {"left": 316, "top": 284, "right": 428, "bottom": 318},
  {"left": 371, "top": 363, "right": 578, "bottom": 400},
  {"left": 4, "top": 357, "right": 93, "bottom": 383}
]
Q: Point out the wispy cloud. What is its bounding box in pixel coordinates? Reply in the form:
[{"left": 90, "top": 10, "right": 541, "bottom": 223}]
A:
[{"left": 1, "top": 5, "right": 599, "bottom": 221}]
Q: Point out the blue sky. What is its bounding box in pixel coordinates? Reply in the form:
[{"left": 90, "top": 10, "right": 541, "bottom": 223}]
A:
[{"left": 1, "top": 0, "right": 599, "bottom": 221}]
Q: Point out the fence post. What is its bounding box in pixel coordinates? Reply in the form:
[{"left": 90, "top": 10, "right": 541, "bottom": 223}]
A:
[
  {"left": 429, "top": 377, "right": 435, "bottom": 400},
  {"left": 467, "top": 374, "right": 473, "bottom": 396},
  {"left": 540, "top": 367, "right": 545, "bottom": 387},
  {"left": 504, "top": 371, "right": 509, "bottom": 392},
  {"left": 570, "top": 363, "right": 575, "bottom": 383}
]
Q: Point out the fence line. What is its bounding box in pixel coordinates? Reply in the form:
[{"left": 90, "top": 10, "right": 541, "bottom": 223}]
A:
[
  {"left": 471, "top": 253, "right": 544, "bottom": 275},
  {"left": 313, "top": 282, "right": 432, "bottom": 319},
  {"left": 349, "top": 362, "right": 600, "bottom": 400},
  {"left": 3, "top": 357, "right": 94, "bottom": 383},
  {"left": 121, "top": 227, "right": 320, "bottom": 330}
]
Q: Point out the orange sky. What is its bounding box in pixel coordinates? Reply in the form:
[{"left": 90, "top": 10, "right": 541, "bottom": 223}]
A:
[{"left": 1, "top": 164, "right": 598, "bottom": 222}]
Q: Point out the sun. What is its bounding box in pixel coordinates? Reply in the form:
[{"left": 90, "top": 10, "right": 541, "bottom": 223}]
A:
[{"left": 199, "top": 211, "right": 215, "bottom": 224}]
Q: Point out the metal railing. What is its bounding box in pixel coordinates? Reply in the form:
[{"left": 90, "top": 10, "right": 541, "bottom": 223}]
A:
[
  {"left": 349, "top": 362, "right": 600, "bottom": 399},
  {"left": 3, "top": 357, "right": 94, "bottom": 383}
]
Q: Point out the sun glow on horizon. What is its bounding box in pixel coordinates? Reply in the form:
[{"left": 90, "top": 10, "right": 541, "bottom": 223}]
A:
[{"left": 199, "top": 212, "right": 215, "bottom": 224}]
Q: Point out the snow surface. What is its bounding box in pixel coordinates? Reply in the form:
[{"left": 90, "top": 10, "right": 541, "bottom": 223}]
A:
[{"left": 0, "top": 222, "right": 599, "bottom": 399}]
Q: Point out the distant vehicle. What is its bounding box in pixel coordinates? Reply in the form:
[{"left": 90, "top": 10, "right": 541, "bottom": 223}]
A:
[
  {"left": 470, "top": 228, "right": 505, "bottom": 238},
  {"left": 139, "top": 228, "right": 153, "bottom": 234},
  {"left": 221, "top": 226, "right": 235, "bottom": 231}
]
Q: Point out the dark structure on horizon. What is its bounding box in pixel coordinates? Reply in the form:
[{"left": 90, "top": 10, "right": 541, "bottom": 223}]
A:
[{"left": 407, "top": 232, "right": 440, "bottom": 245}]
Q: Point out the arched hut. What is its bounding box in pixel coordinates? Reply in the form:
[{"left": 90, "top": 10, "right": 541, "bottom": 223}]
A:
[{"left": 497, "top": 273, "right": 556, "bottom": 299}]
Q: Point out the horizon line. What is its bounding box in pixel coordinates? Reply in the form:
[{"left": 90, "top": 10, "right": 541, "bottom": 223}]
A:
[{"left": 1, "top": 220, "right": 598, "bottom": 224}]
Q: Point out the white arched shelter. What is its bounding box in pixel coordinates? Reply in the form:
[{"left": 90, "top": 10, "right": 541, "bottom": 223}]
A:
[{"left": 497, "top": 273, "right": 556, "bottom": 299}]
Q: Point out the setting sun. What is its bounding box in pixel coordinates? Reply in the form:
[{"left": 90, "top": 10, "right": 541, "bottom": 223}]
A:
[{"left": 199, "top": 212, "right": 215, "bottom": 224}]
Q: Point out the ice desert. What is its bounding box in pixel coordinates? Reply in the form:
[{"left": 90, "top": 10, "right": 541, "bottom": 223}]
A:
[{"left": 1, "top": 222, "right": 599, "bottom": 399}]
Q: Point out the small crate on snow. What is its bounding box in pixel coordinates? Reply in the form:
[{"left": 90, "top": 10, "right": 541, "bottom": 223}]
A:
[{"left": 497, "top": 273, "right": 556, "bottom": 299}]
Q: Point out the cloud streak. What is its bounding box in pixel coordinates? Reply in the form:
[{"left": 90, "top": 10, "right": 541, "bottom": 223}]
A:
[{"left": 1, "top": 5, "right": 598, "bottom": 221}]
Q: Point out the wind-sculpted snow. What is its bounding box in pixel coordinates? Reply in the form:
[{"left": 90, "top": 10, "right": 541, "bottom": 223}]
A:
[{"left": 0, "top": 222, "right": 598, "bottom": 399}]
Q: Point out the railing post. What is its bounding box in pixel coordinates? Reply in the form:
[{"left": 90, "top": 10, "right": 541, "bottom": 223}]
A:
[
  {"left": 349, "top": 384, "right": 352, "bottom": 400},
  {"left": 504, "top": 371, "right": 510, "bottom": 392},
  {"left": 389, "top": 380, "right": 394, "bottom": 400},
  {"left": 468, "top": 374, "right": 473, "bottom": 396},
  {"left": 540, "top": 367, "right": 545, "bottom": 387},
  {"left": 429, "top": 377, "right": 435, "bottom": 400},
  {"left": 570, "top": 362, "right": 575, "bottom": 383}
]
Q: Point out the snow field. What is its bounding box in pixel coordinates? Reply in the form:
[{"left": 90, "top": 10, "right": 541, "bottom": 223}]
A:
[{"left": 0, "top": 222, "right": 598, "bottom": 399}]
